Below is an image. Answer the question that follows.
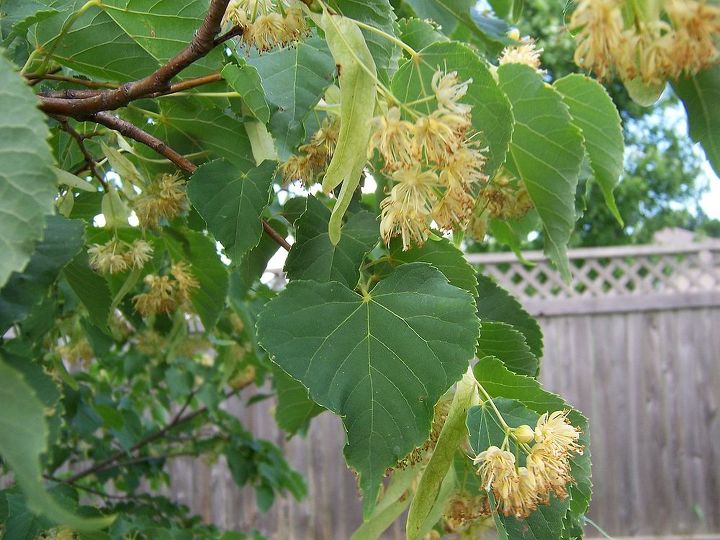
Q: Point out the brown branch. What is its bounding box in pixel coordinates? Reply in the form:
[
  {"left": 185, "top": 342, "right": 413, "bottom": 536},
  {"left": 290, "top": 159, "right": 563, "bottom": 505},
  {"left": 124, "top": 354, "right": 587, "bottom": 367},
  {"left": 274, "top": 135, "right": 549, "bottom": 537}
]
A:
[
  {"left": 56, "top": 117, "right": 109, "bottom": 190},
  {"left": 90, "top": 112, "right": 291, "bottom": 251},
  {"left": 38, "top": 0, "right": 232, "bottom": 117},
  {"left": 41, "top": 72, "right": 225, "bottom": 101}
]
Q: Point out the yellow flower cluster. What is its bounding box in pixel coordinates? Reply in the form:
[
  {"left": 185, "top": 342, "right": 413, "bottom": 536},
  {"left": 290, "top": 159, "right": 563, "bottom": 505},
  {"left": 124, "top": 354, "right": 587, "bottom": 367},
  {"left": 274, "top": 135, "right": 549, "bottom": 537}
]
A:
[
  {"left": 133, "top": 262, "right": 199, "bottom": 317},
  {"left": 88, "top": 238, "right": 153, "bottom": 274},
  {"left": 373, "top": 71, "right": 488, "bottom": 250},
  {"left": 442, "top": 492, "right": 493, "bottom": 533},
  {"left": 134, "top": 173, "right": 188, "bottom": 229},
  {"left": 478, "top": 172, "right": 534, "bottom": 221},
  {"left": 474, "top": 410, "right": 583, "bottom": 519},
  {"left": 280, "top": 117, "right": 340, "bottom": 186},
  {"left": 571, "top": 0, "right": 720, "bottom": 84},
  {"left": 223, "top": 0, "right": 308, "bottom": 51}
]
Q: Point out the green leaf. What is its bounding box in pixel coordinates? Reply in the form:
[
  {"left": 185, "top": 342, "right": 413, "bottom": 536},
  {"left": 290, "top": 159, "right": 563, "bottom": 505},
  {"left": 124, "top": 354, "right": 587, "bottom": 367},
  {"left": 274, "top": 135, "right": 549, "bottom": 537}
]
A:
[
  {"left": 188, "top": 158, "right": 276, "bottom": 263},
  {"left": 256, "top": 263, "right": 479, "bottom": 512},
  {"left": 149, "top": 98, "right": 256, "bottom": 170},
  {"left": 62, "top": 251, "right": 112, "bottom": 330},
  {"left": 101, "top": 0, "right": 221, "bottom": 78},
  {"left": 474, "top": 356, "right": 592, "bottom": 517},
  {"left": 34, "top": 1, "right": 159, "bottom": 81},
  {"left": 284, "top": 196, "right": 378, "bottom": 288},
  {"left": 476, "top": 272, "right": 543, "bottom": 359},
  {"left": 222, "top": 61, "right": 271, "bottom": 124},
  {"left": 249, "top": 34, "right": 335, "bottom": 131},
  {"left": 326, "top": 0, "right": 397, "bottom": 77},
  {"left": 165, "top": 229, "right": 229, "bottom": 330},
  {"left": 0, "top": 357, "right": 114, "bottom": 530},
  {"left": 0, "top": 52, "right": 58, "bottom": 289},
  {"left": 406, "top": 369, "right": 477, "bottom": 540},
  {"left": 467, "top": 397, "right": 538, "bottom": 460},
  {"left": 273, "top": 366, "right": 325, "bottom": 436},
  {"left": 391, "top": 41, "right": 514, "bottom": 178},
  {"left": 498, "top": 64, "right": 584, "bottom": 281},
  {"left": 477, "top": 322, "right": 539, "bottom": 377},
  {"left": 0, "top": 216, "right": 84, "bottom": 332},
  {"left": 404, "top": 0, "right": 476, "bottom": 36},
  {"left": 502, "top": 494, "right": 571, "bottom": 540},
  {"left": 673, "top": 65, "right": 720, "bottom": 178},
  {"left": 554, "top": 74, "right": 624, "bottom": 226},
  {"left": 390, "top": 236, "right": 478, "bottom": 296},
  {"left": 396, "top": 18, "right": 448, "bottom": 51}
]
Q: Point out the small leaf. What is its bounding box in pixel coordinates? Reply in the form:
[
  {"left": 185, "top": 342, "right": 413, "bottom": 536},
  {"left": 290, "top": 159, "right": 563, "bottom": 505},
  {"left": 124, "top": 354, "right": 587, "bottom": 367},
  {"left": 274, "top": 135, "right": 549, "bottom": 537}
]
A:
[
  {"left": 62, "top": 251, "right": 112, "bottom": 330},
  {"left": 222, "top": 62, "right": 271, "bottom": 124},
  {"left": 55, "top": 168, "right": 95, "bottom": 192},
  {"left": 284, "top": 196, "right": 378, "bottom": 288},
  {"left": 396, "top": 18, "right": 448, "bottom": 51},
  {"left": 498, "top": 64, "right": 584, "bottom": 281},
  {"left": 477, "top": 322, "right": 539, "bottom": 377},
  {"left": 0, "top": 52, "right": 58, "bottom": 289},
  {"left": 390, "top": 236, "right": 478, "bottom": 296},
  {"left": 273, "top": 366, "right": 325, "bottom": 436},
  {"left": 404, "top": 0, "right": 476, "bottom": 36},
  {"left": 476, "top": 272, "right": 543, "bottom": 359},
  {"left": 554, "top": 74, "right": 624, "bottom": 226},
  {"left": 100, "top": 142, "right": 144, "bottom": 188},
  {"left": 673, "top": 65, "right": 720, "bottom": 178},
  {"left": 0, "top": 357, "right": 114, "bottom": 530},
  {"left": 188, "top": 159, "right": 276, "bottom": 263},
  {"left": 256, "top": 264, "right": 479, "bottom": 512}
]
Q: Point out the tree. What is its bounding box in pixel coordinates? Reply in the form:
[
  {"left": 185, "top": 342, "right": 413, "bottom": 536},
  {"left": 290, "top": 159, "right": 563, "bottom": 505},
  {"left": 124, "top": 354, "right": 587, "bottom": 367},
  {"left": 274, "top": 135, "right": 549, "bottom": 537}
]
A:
[{"left": 0, "top": 0, "right": 718, "bottom": 539}]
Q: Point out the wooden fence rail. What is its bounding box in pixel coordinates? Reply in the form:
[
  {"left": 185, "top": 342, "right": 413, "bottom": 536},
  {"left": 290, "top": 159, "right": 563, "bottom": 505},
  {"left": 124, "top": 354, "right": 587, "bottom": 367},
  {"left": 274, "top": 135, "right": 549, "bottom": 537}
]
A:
[{"left": 163, "top": 242, "right": 720, "bottom": 537}]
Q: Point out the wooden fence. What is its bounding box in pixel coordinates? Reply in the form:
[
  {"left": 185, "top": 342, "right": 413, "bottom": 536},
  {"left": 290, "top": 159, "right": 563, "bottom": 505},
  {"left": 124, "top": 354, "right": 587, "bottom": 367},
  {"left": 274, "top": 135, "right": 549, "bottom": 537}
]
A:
[{"left": 168, "top": 242, "right": 720, "bottom": 539}]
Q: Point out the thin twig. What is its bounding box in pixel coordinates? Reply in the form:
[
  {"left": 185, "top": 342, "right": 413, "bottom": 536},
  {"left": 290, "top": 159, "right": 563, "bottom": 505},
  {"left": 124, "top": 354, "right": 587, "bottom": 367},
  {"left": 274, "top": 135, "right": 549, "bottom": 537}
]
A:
[
  {"left": 56, "top": 117, "right": 109, "bottom": 190},
  {"left": 64, "top": 388, "right": 242, "bottom": 484},
  {"left": 27, "top": 73, "right": 118, "bottom": 89},
  {"left": 38, "top": 0, "right": 232, "bottom": 116},
  {"left": 89, "top": 112, "right": 292, "bottom": 251}
]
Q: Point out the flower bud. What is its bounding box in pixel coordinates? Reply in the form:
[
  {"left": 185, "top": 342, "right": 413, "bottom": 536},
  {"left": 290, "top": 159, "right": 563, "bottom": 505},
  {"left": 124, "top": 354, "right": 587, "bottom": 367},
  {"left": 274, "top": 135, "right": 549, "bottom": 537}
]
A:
[{"left": 513, "top": 424, "right": 535, "bottom": 444}]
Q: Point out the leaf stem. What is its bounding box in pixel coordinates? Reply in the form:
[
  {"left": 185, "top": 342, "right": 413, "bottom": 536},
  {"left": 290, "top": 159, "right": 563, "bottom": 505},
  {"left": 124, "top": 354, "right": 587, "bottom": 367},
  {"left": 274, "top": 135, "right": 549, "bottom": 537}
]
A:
[{"left": 352, "top": 19, "right": 418, "bottom": 58}]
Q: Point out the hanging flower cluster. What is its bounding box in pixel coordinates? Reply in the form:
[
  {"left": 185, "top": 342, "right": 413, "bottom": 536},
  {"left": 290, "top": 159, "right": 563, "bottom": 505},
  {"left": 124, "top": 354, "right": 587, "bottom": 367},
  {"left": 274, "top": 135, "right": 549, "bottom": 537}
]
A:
[
  {"left": 571, "top": 0, "right": 720, "bottom": 84},
  {"left": 474, "top": 410, "right": 583, "bottom": 518},
  {"left": 134, "top": 173, "right": 188, "bottom": 229},
  {"left": 371, "top": 70, "right": 488, "bottom": 250},
  {"left": 223, "top": 0, "right": 308, "bottom": 51},
  {"left": 280, "top": 117, "right": 340, "bottom": 186},
  {"left": 88, "top": 238, "right": 153, "bottom": 274},
  {"left": 133, "top": 262, "right": 199, "bottom": 317},
  {"left": 442, "top": 492, "right": 492, "bottom": 533},
  {"left": 478, "top": 171, "right": 534, "bottom": 221}
]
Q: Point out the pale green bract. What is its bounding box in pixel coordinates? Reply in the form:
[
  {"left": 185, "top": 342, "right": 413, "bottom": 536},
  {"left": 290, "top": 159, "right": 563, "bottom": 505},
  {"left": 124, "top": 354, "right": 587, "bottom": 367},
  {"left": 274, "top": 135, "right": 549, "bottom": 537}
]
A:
[{"left": 318, "top": 13, "right": 378, "bottom": 245}]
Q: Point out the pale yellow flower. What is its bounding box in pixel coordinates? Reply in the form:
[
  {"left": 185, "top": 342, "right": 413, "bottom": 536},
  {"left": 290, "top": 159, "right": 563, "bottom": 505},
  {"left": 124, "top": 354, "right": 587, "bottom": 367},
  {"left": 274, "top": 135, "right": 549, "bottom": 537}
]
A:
[
  {"left": 88, "top": 240, "right": 128, "bottom": 274},
  {"left": 124, "top": 239, "right": 153, "bottom": 269},
  {"left": 134, "top": 275, "right": 177, "bottom": 316},
  {"left": 501, "top": 466, "right": 540, "bottom": 518},
  {"left": 570, "top": 0, "right": 624, "bottom": 80},
  {"left": 134, "top": 173, "right": 188, "bottom": 229},
  {"left": 499, "top": 38, "right": 544, "bottom": 72},
  {"left": 534, "top": 411, "right": 582, "bottom": 455},
  {"left": 473, "top": 446, "right": 518, "bottom": 501},
  {"left": 368, "top": 107, "right": 415, "bottom": 168},
  {"left": 249, "top": 12, "right": 286, "bottom": 50},
  {"left": 431, "top": 70, "right": 472, "bottom": 115},
  {"left": 414, "top": 110, "right": 468, "bottom": 165},
  {"left": 665, "top": 0, "right": 720, "bottom": 78},
  {"left": 526, "top": 441, "right": 573, "bottom": 501}
]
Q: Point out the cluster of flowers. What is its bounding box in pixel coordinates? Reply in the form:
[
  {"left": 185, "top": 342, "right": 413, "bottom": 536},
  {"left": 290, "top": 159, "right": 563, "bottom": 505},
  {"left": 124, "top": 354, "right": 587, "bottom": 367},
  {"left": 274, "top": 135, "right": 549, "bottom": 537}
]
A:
[
  {"left": 134, "top": 173, "right": 188, "bottom": 229},
  {"left": 280, "top": 117, "right": 340, "bottom": 186},
  {"left": 88, "top": 238, "right": 153, "bottom": 274},
  {"left": 371, "top": 71, "right": 488, "bottom": 250},
  {"left": 474, "top": 410, "right": 583, "bottom": 519},
  {"left": 499, "top": 31, "right": 544, "bottom": 72},
  {"left": 223, "top": 0, "right": 308, "bottom": 51},
  {"left": 133, "top": 262, "right": 199, "bottom": 317},
  {"left": 571, "top": 0, "right": 720, "bottom": 84}
]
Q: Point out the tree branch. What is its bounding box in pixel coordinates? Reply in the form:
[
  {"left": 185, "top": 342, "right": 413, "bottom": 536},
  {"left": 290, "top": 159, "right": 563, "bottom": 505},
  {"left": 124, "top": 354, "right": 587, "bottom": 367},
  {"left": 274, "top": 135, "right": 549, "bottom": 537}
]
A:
[
  {"left": 38, "top": 0, "right": 232, "bottom": 116},
  {"left": 90, "top": 112, "right": 291, "bottom": 251}
]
